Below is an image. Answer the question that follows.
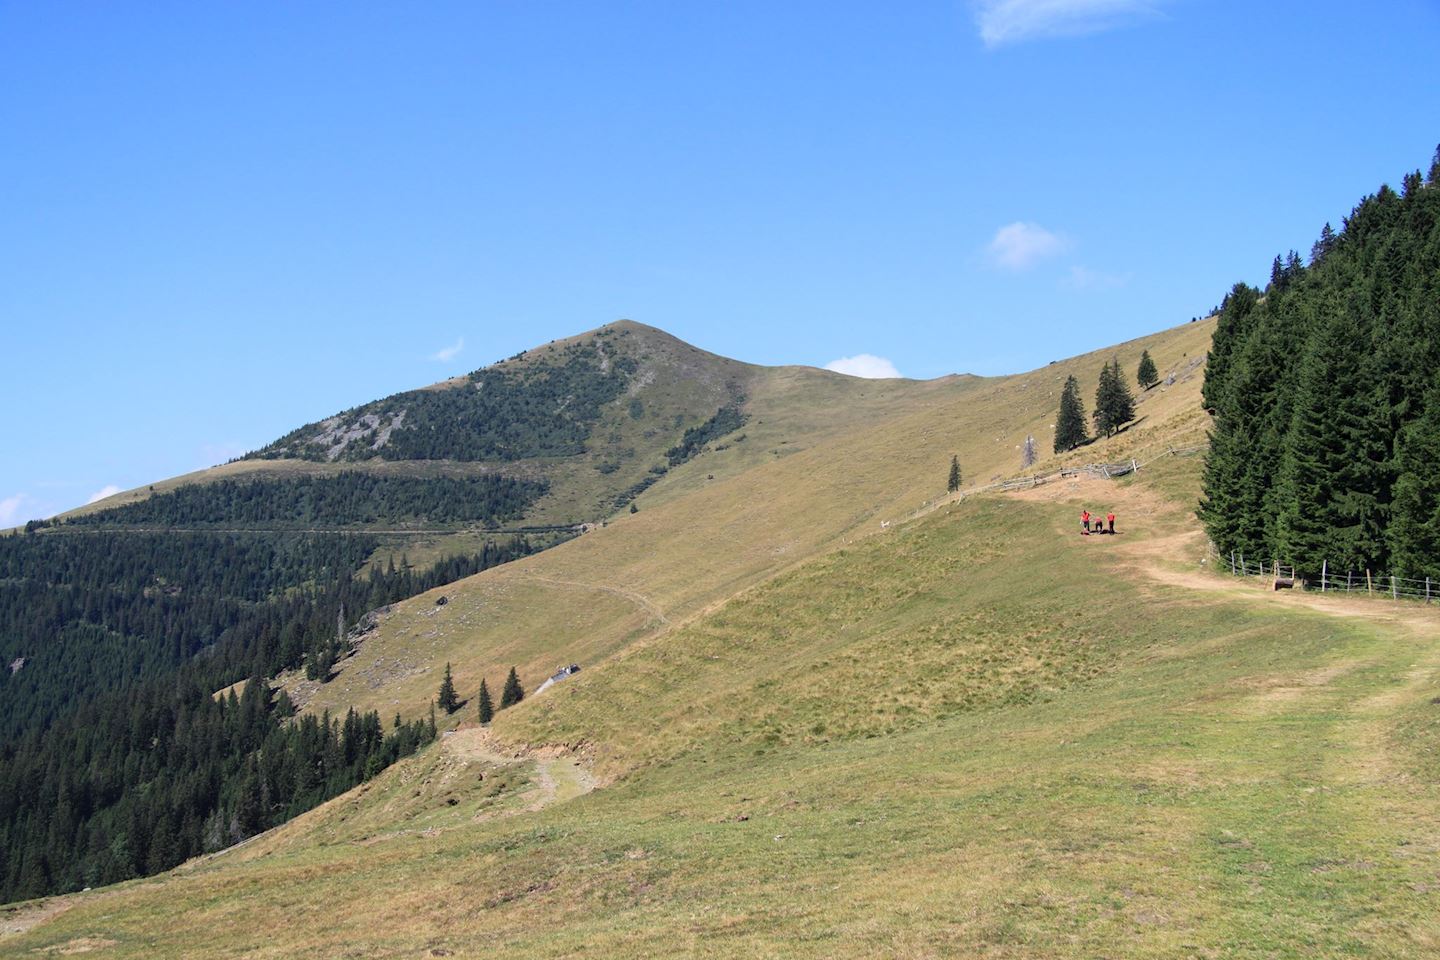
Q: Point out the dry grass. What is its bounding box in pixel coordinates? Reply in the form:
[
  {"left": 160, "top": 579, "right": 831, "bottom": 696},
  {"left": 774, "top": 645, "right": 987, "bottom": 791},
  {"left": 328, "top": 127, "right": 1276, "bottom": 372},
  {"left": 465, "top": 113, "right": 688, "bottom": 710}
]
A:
[{"left": 22, "top": 318, "right": 1440, "bottom": 958}]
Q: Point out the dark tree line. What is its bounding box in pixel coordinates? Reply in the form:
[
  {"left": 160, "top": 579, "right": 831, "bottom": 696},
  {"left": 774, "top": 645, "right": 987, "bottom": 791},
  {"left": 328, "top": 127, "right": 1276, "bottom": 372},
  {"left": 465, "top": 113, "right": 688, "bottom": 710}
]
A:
[
  {"left": 665, "top": 405, "right": 748, "bottom": 467},
  {"left": 0, "top": 530, "right": 538, "bottom": 901},
  {"left": 63, "top": 472, "right": 547, "bottom": 529},
  {"left": 0, "top": 671, "right": 434, "bottom": 903},
  {"left": 252, "top": 340, "right": 639, "bottom": 463},
  {"left": 1201, "top": 149, "right": 1440, "bottom": 580}
]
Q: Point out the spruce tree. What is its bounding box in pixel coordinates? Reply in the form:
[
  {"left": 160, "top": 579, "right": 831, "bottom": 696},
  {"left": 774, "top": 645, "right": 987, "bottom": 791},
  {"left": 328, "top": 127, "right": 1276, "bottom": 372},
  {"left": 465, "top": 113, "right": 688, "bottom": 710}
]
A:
[
  {"left": 1053, "top": 375, "right": 1088, "bottom": 453},
  {"left": 1388, "top": 382, "right": 1440, "bottom": 580},
  {"left": 1273, "top": 305, "right": 1390, "bottom": 578},
  {"left": 1093, "top": 359, "right": 1135, "bottom": 437},
  {"left": 500, "top": 667, "right": 524, "bottom": 709},
  {"left": 476, "top": 678, "right": 495, "bottom": 724},
  {"left": 947, "top": 455, "right": 961, "bottom": 493},
  {"left": 437, "top": 662, "right": 459, "bottom": 714},
  {"left": 1137, "top": 350, "right": 1159, "bottom": 390}
]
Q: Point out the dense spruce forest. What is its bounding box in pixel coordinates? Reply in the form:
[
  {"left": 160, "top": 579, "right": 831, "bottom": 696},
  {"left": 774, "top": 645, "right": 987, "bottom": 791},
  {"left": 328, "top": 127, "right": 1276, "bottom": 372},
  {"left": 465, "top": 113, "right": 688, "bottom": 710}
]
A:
[
  {"left": 0, "top": 530, "right": 538, "bottom": 902},
  {"left": 251, "top": 338, "right": 638, "bottom": 462},
  {"left": 62, "top": 472, "right": 547, "bottom": 529},
  {"left": 1201, "top": 149, "right": 1440, "bottom": 580}
]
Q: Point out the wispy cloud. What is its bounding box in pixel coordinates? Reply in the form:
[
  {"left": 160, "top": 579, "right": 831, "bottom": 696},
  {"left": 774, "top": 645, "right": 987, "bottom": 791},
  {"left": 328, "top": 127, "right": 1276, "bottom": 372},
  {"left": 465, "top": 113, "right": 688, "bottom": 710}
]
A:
[
  {"left": 86, "top": 485, "right": 123, "bottom": 505},
  {"left": 824, "top": 354, "right": 903, "bottom": 379},
  {"left": 975, "top": 0, "right": 1166, "bottom": 47},
  {"left": 0, "top": 492, "right": 61, "bottom": 528},
  {"left": 201, "top": 441, "right": 247, "bottom": 466},
  {"left": 1063, "top": 265, "right": 1131, "bottom": 291},
  {"left": 430, "top": 337, "right": 464, "bottom": 363},
  {"left": 986, "top": 222, "right": 1067, "bottom": 271},
  {"left": 0, "top": 494, "right": 26, "bottom": 527}
]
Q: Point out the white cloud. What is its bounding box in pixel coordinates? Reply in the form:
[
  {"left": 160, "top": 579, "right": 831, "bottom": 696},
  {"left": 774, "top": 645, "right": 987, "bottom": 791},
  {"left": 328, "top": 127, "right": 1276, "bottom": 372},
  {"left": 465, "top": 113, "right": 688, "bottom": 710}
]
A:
[
  {"left": 987, "top": 222, "right": 1067, "bottom": 271},
  {"left": 201, "top": 441, "right": 247, "bottom": 466},
  {"left": 0, "top": 494, "right": 25, "bottom": 527},
  {"left": 824, "top": 354, "right": 903, "bottom": 379},
  {"left": 86, "top": 485, "right": 123, "bottom": 505},
  {"left": 975, "top": 0, "right": 1165, "bottom": 47},
  {"left": 430, "top": 337, "right": 464, "bottom": 363},
  {"left": 0, "top": 493, "right": 59, "bottom": 528},
  {"left": 1063, "top": 265, "right": 1131, "bottom": 291}
]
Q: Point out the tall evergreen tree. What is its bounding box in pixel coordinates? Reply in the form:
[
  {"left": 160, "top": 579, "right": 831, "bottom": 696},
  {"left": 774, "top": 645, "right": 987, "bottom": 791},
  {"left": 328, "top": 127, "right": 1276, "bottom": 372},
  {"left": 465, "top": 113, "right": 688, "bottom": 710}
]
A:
[
  {"left": 500, "top": 667, "right": 525, "bottom": 709},
  {"left": 1136, "top": 350, "right": 1159, "bottom": 390},
  {"left": 437, "top": 662, "right": 459, "bottom": 714},
  {"left": 1200, "top": 151, "right": 1440, "bottom": 575},
  {"left": 1388, "top": 383, "right": 1440, "bottom": 581},
  {"left": 1053, "top": 375, "right": 1088, "bottom": 453},
  {"left": 476, "top": 678, "right": 495, "bottom": 724},
  {"left": 947, "top": 455, "right": 961, "bottom": 493},
  {"left": 1093, "top": 358, "right": 1136, "bottom": 438}
]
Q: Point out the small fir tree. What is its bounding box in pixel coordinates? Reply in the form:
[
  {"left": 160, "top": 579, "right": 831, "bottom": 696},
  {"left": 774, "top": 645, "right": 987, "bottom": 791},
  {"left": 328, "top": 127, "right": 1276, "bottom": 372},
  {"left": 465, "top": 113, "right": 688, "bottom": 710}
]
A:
[
  {"left": 437, "top": 662, "right": 459, "bottom": 714},
  {"left": 500, "top": 667, "right": 525, "bottom": 709},
  {"left": 476, "top": 678, "right": 495, "bottom": 724},
  {"left": 1137, "top": 350, "right": 1159, "bottom": 390},
  {"left": 1021, "top": 435, "right": 1036, "bottom": 469},
  {"left": 947, "top": 455, "right": 961, "bottom": 493},
  {"left": 1054, "top": 375, "right": 1089, "bottom": 452}
]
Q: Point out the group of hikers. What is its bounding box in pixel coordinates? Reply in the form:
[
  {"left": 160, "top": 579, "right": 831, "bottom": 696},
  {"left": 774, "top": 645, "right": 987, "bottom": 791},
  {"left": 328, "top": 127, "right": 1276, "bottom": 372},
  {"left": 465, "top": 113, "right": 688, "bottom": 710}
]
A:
[{"left": 1080, "top": 509, "right": 1117, "bottom": 536}]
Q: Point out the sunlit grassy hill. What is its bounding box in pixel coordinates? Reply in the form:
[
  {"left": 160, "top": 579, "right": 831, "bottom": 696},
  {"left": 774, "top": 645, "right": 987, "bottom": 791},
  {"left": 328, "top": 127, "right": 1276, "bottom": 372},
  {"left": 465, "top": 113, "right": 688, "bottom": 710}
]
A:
[
  {"left": 20, "top": 315, "right": 1436, "bottom": 959},
  {"left": 293, "top": 317, "right": 1217, "bottom": 726},
  {"left": 10, "top": 337, "right": 1440, "bottom": 956}
]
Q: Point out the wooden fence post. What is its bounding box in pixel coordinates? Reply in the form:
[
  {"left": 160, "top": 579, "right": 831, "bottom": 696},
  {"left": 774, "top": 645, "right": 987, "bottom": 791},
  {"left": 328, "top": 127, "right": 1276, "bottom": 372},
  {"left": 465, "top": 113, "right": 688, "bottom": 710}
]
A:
[
  {"left": 1231, "top": 551, "right": 1236, "bottom": 576},
  {"left": 1392, "top": 576, "right": 1398, "bottom": 600},
  {"left": 1427, "top": 577, "right": 1431, "bottom": 603},
  {"left": 1321, "top": 559, "right": 1327, "bottom": 593},
  {"left": 1367, "top": 570, "right": 1373, "bottom": 595}
]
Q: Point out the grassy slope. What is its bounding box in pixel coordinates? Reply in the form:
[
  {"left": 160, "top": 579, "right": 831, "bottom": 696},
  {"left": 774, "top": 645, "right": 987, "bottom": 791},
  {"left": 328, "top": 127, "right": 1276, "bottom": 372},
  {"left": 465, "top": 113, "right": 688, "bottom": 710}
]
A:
[
  {"left": 9, "top": 443, "right": 1440, "bottom": 957},
  {"left": 292, "top": 318, "right": 1216, "bottom": 722},
  {"left": 22, "top": 316, "right": 1439, "bottom": 958}
]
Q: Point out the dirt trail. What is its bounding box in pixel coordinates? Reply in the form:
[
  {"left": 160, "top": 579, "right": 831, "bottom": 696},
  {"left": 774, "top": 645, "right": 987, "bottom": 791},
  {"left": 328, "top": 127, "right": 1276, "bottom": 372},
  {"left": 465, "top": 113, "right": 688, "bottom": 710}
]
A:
[
  {"left": 1007, "top": 472, "right": 1440, "bottom": 630},
  {"left": 442, "top": 727, "right": 597, "bottom": 812},
  {"left": 511, "top": 574, "right": 669, "bottom": 626}
]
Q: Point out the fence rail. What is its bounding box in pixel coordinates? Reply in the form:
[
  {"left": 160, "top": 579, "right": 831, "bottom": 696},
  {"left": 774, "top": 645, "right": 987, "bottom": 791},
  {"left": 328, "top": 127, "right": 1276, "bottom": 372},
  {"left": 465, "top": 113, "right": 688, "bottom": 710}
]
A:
[{"left": 1224, "top": 550, "right": 1440, "bottom": 604}]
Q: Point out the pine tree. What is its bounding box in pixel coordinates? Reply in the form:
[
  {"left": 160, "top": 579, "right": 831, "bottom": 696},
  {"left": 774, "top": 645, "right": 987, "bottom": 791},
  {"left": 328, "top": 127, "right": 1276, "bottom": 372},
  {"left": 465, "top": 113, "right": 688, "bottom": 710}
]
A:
[
  {"left": 500, "top": 667, "right": 524, "bottom": 709},
  {"left": 437, "top": 662, "right": 459, "bottom": 714},
  {"left": 1311, "top": 222, "right": 1338, "bottom": 264},
  {"left": 1053, "top": 375, "right": 1088, "bottom": 453},
  {"left": 476, "top": 678, "right": 495, "bottom": 724},
  {"left": 1274, "top": 307, "right": 1390, "bottom": 578},
  {"left": 947, "top": 455, "right": 961, "bottom": 493},
  {"left": 1093, "top": 359, "right": 1135, "bottom": 437},
  {"left": 1137, "top": 350, "right": 1159, "bottom": 390},
  {"left": 1388, "top": 383, "right": 1440, "bottom": 580}
]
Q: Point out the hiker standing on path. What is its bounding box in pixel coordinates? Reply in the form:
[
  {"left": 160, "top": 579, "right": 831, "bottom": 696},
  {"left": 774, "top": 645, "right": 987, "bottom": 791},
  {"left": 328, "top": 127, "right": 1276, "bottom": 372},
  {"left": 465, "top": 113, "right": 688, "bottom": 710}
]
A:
[
  {"left": 1107, "top": 512, "right": 1116, "bottom": 535},
  {"left": 1081, "top": 510, "right": 1091, "bottom": 535}
]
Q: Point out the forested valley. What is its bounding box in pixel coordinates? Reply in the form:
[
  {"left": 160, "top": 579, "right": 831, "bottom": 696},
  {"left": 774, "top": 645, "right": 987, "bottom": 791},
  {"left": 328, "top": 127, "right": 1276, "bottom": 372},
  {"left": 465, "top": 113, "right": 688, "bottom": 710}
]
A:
[{"left": 0, "top": 526, "right": 541, "bottom": 902}]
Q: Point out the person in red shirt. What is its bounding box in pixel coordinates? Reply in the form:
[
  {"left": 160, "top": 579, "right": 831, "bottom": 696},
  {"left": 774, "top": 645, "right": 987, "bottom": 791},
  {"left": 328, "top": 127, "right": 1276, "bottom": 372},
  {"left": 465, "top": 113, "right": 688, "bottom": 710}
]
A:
[
  {"left": 1081, "top": 510, "right": 1091, "bottom": 535},
  {"left": 1107, "top": 512, "right": 1116, "bottom": 534}
]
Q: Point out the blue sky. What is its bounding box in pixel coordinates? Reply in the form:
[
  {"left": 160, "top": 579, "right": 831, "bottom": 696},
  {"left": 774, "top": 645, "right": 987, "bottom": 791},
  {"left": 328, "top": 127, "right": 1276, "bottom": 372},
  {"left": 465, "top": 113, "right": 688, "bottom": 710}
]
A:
[{"left": 3, "top": 1, "right": 1438, "bottom": 524}]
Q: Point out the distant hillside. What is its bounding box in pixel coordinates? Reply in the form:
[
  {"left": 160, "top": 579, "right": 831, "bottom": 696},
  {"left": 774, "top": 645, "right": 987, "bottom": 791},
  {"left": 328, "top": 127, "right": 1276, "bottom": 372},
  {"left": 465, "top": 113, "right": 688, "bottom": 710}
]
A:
[{"left": 0, "top": 310, "right": 1216, "bottom": 911}]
